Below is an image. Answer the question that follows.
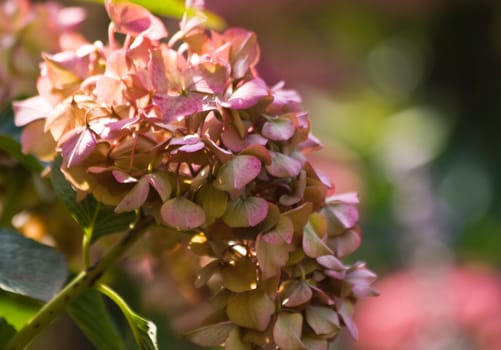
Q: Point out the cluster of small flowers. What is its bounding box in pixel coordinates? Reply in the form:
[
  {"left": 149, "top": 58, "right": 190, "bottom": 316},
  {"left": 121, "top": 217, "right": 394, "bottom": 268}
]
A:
[
  {"left": 0, "top": 0, "right": 85, "bottom": 108},
  {"left": 14, "top": 1, "right": 376, "bottom": 348}
]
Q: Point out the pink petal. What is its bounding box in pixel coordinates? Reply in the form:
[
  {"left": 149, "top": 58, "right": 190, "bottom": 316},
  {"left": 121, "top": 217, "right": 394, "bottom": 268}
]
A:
[
  {"left": 127, "top": 36, "right": 152, "bottom": 68},
  {"left": 42, "top": 52, "right": 85, "bottom": 88},
  {"left": 106, "top": 0, "right": 150, "bottom": 35},
  {"left": 95, "top": 75, "right": 123, "bottom": 105},
  {"left": 214, "top": 155, "right": 262, "bottom": 192},
  {"left": 186, "top": 59, "right": 229, "bottom": 95},
  {"left": 267, "top": 84, "right": 303, "bottom": 114},
  {"left": 224, "top": 28, "right": 260, "bottom": 79},
  {"left": 329, "top": 228, "right": 362, "bottom": 258},
  {"left": 337, "top": 301, "right": 359, "bottom": 340},
  {"left": 345, "top": 266, "right": 378, "bottom": 286},
  {"left": 115, "top": 176, "right": 150, "bottom": 213},
  {"left": 221, "top": 124, "right": 246, "bottom": 152},
  {"left": 57, "top": 7, "right": 86, "bottom": 31},
  {"left": 60, "top": 127, "right": 96, "bottom": 167},
  {"left": 154, "top": 94, "right": 206, "bottom": 122},
  {"left": 261, "top": 116, "right": 295, "bottom": 141},
  {"left": 202, "top": 133, "right": 233, "bottom": 163},
  {"left": 262, "top": 215, "right": 294, "bottom": 245},
  {"left": 221, "top": 78, "right": 268, "bottom": 110},
  {"left": 20, "top": 120, "right": 56, "bottom": 161},
  {"left": 105, "top": 51, "right": 129, "bottom": 77},
  {"left": 112, "top": 170, "right": 137, "bottom": 184},
  {"left": 298, "top": 132, "right": 323, "bottom": 153},
  {"left": 143, "top": 14, "right": 168, "bottom": 41},
  {"left": 178, "top": 142, "right": 205, "bottom": 153},
  {"left": 149, "top": 48, "right": 169, "bottom": 94},
  {"left": 245, "top": 133, "right": 268, "bottom": 146},
  {"left": 170, "top": 134, "right": 206, "bottom": 152},
  {"left": 326, "top": 192, "right": 360, "bottom": 205},
  {"left": 145, "top": 172, "right": 173, "bottom": 201},
  {"left": 316, "top": 255, "right": 346, "bottom": 271},
  {"left": 324, "top": 202, "right": 360, "bottom": 235},
  {"left": 265, "top": 151, "right": 302, "bottom": 178},
  {"left": 13, "top": 96, "right": 52, "bottom": 126},
  {"left": 282, "top": 282, "right": 313, "bottom": 307},
  {"left": 324, "top": 269, "right": 346, "bottom": 280},
  {"left": 161, "top": 197, "right": 206, "bottom": 230},
  {"left": 170, "top": 134, "right": 201, "bottom": 146}
]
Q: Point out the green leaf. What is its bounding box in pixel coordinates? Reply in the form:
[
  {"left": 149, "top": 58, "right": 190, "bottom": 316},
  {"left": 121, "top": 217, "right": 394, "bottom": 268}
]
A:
[
  {"left": 0, "top": 229, "right": 68, "bottom": 301},
  {"left": 281, "top": 281, "right": 312, "bottom": 308},
  {"left": 185, "top": 321, "right": 235, "bottom": 347},
  {"left": 67, "top": 289, "right": 125, "bottom": 350},
  {"left": 79, "top": 0, "right": 225, "bottom": 29},
  {"left": 129, "top": 313, "right": 157, "bottom": 350},
  {"left": 127, "top": 312, "right": 157, "bottom": 350},
  {"left": 225, "top": 327, "right": 252, "bottom": 350},
  {"left": 0, "top": 104, "right": 19, "bottom": 137},
  {"left": 0, "top": 134, "right": 43, "bottom": 172},
  {"left": 256, "top": 234, "right": 291, "bottom": 280},
  {"left": 0, "top": 290, "right": 40, "bottom": 330},
  {"left": 273, "top": 312, "right": 305, "bottom": 350},
  {"left": 196, "top": 184, "right": 228, "bottom": 223},
  {"left": 0, "top": 166, "right": 30, "bottom": 226},
  {"left": 0, "top": 318, "right": 16, "bottom": 349},
  {"left": 51, "top": 158, "right": 136, "bottom": 243},
  {"left": 226, "top": 289, "right": 274, "bottom": 331},
  {"left": 302, "top": 223, "right": 333, "bottom": 258},
  {"left": 194, "top": 260, "right": 220, "bottom": 288},
  {"left": 221, "top": 259, "right": 257, "bottom": 292},
  {"left": 92, "top": 205, "right": 137, "bottom": 242},
  {"left": 222, "top": 197, "right": 268, "bottom": 228},
  {"left": 99, "top": 285, "right": 158, "bottom": 350},
  {"left": 305, "top": 306, "right": 340, "bottom": 336},
  {"left": 283, "top": 203, "right": 312, "bottom": 234},
  {"left": 302, "top": 338, "right": 328, "bottom": 350}
]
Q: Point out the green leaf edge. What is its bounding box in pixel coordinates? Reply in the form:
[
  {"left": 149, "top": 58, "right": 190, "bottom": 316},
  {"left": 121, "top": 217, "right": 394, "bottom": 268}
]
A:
[
  {"left": 0, "top": 317, "right": 17, "bottom": 349},
  {"left": 0, "top": 134, "right": 43, "bottom": 172},
  {"left": 67, "top": 288, "right": 126, "bottom": 350},
  {"left": 50, "top": 157, "right": 136, "bottom": 245},
  {"left": 79, "top": 0, "right": 225, "bottom": 29},
  {"left": 98, "top": 284, "right": 158, "bottom": 350}
]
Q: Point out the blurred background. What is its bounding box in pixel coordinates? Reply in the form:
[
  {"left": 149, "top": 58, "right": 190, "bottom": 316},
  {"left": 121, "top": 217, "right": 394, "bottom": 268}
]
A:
[
  {"left": 3, "top": 0, "right": 501, "bottom": 349},
  {"left": 207, "top": 1, "right": 501, "bottom": 349}
]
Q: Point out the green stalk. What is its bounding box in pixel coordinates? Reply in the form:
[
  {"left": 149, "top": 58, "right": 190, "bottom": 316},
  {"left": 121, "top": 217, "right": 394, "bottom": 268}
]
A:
[{"left": 5, "top": 216, "right": 154, "bottom": 350}]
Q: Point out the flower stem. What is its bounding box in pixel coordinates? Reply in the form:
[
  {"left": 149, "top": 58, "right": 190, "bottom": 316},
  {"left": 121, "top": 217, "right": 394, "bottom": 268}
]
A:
[{"left": 5, "top": 216, "right": 154, "bottom": 350}]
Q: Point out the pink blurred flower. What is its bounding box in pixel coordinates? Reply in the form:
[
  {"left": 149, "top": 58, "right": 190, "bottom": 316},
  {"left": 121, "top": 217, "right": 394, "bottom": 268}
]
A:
[
  {"left": 0, "top": 0, "right": 86, "bottom": 107},
  {"left": 354, "top": 266, "right": 501, "bottom": 350}
]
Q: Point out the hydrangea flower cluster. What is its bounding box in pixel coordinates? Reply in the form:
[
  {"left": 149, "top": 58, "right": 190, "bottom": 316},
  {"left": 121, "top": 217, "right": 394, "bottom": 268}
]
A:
[
  {"left": 0, "top": 0, "right": 85, "bottom": 107},
  {"left": 14, "top": 1, "right": 376, "bottom": 348}
]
